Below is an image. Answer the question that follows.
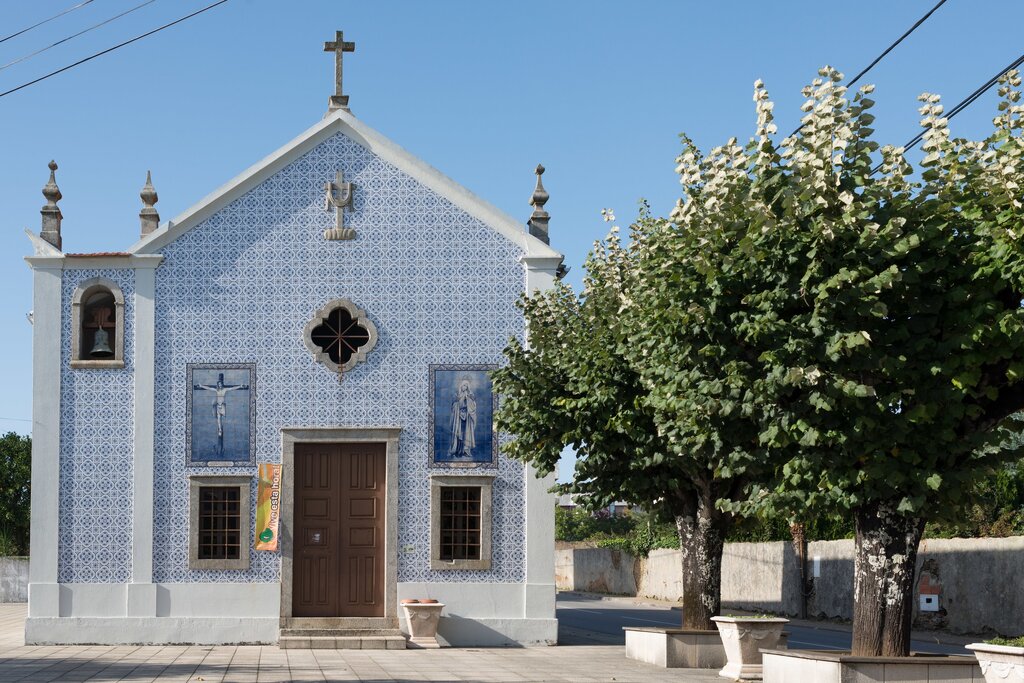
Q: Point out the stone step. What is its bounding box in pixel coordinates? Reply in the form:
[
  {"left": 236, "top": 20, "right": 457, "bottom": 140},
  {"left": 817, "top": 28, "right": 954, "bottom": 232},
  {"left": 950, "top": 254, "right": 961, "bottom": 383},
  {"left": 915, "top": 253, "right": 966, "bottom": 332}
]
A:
[
  {"left": 279, "top": 634, "right": 407, "bottom": 650},
  {"left": 280, "top": 616, "right": 398, "bottom": 631},
  {"left": 280, "top": 628, "right": 401, "bottom": 638}
]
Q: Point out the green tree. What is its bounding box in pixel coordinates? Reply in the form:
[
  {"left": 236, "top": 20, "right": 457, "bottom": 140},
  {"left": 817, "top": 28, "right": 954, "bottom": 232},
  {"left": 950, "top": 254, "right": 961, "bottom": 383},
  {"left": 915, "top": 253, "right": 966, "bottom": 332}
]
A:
[
  {"left": 494, "top": 210, "right": 772, "bottom": 627},
  {"left": 639, "top": 67, "right": 1024, "bottom": 656},
  {"left": 0, "top": 432, "right": 31, "bottom": 555}
]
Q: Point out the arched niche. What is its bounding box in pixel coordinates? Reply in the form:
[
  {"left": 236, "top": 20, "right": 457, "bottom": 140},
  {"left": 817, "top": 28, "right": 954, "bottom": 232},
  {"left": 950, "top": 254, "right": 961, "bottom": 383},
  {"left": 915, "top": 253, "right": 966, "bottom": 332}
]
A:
[{"left": 70, "top": 277, "right": 125, "bottom": 369}]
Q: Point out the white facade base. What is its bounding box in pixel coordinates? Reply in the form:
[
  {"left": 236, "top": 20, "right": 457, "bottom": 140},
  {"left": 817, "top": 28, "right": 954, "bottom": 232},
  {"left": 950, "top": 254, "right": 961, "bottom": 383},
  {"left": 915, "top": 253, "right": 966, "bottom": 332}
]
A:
[
  {"left": 431, "top": 617, "right": 558, "bottom": 647},
  {"left": 26, "top": 617, "right": 279, "bottom": 645},
  {"left": 26, "top": 581, "right": 557, "bottom": 647},
  {"left": 396, "top": 581, "right": 556, "bottom": 646}
]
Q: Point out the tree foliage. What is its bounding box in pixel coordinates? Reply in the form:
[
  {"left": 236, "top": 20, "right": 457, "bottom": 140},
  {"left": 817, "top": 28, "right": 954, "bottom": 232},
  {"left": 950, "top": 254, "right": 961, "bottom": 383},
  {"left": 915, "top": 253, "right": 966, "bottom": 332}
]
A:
[
  {"left": 498, "top": 64, "right": 1024, "bottom": 654},
  {"left": 625, "top": 66, "right": 1024, "bottom": 655},
  {"left": 0, "top": 432, "right": 31, "bottom": 556}
]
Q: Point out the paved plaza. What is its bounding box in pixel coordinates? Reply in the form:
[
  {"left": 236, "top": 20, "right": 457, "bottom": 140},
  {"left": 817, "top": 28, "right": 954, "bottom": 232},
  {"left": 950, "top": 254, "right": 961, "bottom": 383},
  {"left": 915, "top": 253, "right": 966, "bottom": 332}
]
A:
[{"left": 0, "top": 604, "right": 719, "bottom": 682}]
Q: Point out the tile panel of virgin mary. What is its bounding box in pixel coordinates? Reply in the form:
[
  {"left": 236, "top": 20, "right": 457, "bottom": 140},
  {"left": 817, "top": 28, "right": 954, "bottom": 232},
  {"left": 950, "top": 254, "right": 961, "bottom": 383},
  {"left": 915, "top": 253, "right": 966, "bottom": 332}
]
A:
[{"left": 429, "top": 364, "right": 497, "bottom": 468}]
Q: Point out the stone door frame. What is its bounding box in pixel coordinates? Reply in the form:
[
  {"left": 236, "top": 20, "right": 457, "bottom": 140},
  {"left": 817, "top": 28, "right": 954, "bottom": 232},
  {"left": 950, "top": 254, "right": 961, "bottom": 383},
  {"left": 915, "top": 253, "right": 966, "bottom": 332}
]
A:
[{"left": 279, "top": 427, "right": 400, "bottom": 621}]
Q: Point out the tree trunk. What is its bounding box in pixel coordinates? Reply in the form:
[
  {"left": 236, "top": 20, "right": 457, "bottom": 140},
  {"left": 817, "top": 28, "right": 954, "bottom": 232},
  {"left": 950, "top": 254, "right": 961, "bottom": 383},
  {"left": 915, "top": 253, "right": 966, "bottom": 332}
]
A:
[
  {"left": 790, "top": 522, "right": 808, "bottom": 620},
  {"left": 851, "top": 503, "right": 925, "bottom": 657},
  {"left": 677, "top": 496, "right": 728, "bottom": 630}
]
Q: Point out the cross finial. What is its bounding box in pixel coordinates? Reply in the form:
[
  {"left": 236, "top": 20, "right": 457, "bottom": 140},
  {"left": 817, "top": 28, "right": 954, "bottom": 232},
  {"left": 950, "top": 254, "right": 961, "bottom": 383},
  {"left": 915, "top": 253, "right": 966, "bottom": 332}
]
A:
[{"left": 324, "top": 30, "right": 356, "bottom": 113}]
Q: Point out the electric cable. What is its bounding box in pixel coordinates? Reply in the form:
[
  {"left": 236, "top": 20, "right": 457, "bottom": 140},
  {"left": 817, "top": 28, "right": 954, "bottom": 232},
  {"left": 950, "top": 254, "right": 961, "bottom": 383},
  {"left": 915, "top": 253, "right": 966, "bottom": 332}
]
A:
[
  {"left": 870, "top": 50, "right": 1024, "bottom": 174},
  {"left": 790, "top": 0, "right": 951, "bottom": 137},
  {"left": 845, "top": 0, "right": 949, "bottom": 90},
  {"left": 0, "top": 0, "right": 229, "bottom": 100},
  {"left": 0, "top": 0, "right": 159, "bottom": 73},
  {"left": 0, "top": 0, "right": 96, "bottom": 45}
]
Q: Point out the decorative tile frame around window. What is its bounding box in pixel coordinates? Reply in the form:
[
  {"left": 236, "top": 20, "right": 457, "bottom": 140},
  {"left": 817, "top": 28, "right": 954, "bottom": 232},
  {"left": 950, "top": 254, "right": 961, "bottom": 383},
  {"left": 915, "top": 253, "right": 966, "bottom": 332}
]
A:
[
  {"left": 302, "top": 298, "right": 378, "bottom": 374},
  {"left": 428, "top": 364, "right": 499, "bottom": 469},
  {"left": 429, "top": 474, "right": 494, "bottom": 571},
  {"left": 188, "top": 475, "right": 252, "bottom": 570},
  {"left": 186, "top": 363, "right": 257, "bottom": 467},
  {"left": 70, "top": 277, "right": 125, "bottom": 369}
]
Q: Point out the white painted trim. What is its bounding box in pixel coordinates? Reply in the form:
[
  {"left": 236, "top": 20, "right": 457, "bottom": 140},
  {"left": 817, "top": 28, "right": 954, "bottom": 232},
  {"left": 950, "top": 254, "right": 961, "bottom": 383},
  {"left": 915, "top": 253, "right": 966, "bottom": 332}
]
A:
[
  {"left": 25, "top": 617, "right": 278, "bottom": 645},
  {"left": 24, "top": 254, "right": 164, "bottom": 270},
  {"left": 131, "top": 268, "right": 156, "bottom": 584},
  {"left": 24, "top": 228, "right": 62, "bottom": 257},
  {"left": 28, "top": 266, "right": 62, "bottom": 604},
  {"left": 128, "top": 110, "right": 562, "bottom": 259},
  {"left": 521, "top": 260, "right": 559, "bottom": 623}
]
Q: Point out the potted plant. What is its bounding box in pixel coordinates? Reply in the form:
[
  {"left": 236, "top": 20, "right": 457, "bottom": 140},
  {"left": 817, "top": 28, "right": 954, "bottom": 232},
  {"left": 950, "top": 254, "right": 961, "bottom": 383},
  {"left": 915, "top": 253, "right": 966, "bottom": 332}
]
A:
[
  {"left": 401, "top": 599, "right": 446, "bottom": 648},
  {"left": 967, "top": 637, "right": 1024, "bottom": 683},
  {"left": 712, "top": 615, "right": 789, "bottom": 680}
]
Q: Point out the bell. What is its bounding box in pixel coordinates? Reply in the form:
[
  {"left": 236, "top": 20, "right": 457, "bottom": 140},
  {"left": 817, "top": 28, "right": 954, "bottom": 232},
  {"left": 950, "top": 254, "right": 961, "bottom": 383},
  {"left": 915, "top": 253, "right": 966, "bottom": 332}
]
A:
[{"left": 90, "top": 327, "right": 113, "bottom": 357}]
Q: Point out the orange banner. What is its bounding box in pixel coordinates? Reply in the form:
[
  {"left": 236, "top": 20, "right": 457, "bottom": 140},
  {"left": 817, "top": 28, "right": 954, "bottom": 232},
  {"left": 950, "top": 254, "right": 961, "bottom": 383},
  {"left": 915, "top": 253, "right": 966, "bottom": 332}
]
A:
[{"left": 255, "top": 463, "right": 282, "bottom": 551}]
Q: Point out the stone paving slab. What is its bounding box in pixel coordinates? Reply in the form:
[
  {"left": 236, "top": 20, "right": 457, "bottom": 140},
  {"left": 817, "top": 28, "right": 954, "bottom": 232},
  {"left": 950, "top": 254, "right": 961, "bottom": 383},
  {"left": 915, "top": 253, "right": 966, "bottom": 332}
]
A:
[{"left": 0, "top": 604, "right": 720, "bottom": 682}]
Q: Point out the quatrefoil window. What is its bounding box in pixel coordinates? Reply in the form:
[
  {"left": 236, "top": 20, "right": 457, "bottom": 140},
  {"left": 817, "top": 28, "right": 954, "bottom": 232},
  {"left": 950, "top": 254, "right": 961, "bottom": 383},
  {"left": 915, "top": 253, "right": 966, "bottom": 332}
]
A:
[{"left": 302, "top": 299, "right": 378, "bottom": 373}]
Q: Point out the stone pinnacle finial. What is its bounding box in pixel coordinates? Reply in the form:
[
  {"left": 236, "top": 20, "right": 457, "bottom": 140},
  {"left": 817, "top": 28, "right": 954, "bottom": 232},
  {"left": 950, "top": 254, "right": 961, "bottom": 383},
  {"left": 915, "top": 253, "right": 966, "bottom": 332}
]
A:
[
  {"left": 527, "top": 164, "right": 550, "bottom": 245},
  {"left": 139, "top": 170, "right": 160, "bottom": 237},
  {"left": 40, "top": 160, "right": 63, "bottom": 250}
]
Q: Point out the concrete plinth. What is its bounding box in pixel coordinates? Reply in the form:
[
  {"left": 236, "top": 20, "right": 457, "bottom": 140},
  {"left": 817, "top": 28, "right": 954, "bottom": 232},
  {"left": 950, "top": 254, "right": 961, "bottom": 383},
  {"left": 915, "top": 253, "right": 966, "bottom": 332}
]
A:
[
  {"left": 624, "top": 628, "right": 727, "bottom": 669},
  {"left": 762, "top": 649, "right": 981, "bottom": 683}
]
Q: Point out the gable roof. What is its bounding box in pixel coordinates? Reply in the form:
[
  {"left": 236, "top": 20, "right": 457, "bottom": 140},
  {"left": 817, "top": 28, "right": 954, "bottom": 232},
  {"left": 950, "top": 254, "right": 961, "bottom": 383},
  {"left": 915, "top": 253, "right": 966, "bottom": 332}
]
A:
[{"left": 128, "top": 108, "right": 562, "bottom": 259}]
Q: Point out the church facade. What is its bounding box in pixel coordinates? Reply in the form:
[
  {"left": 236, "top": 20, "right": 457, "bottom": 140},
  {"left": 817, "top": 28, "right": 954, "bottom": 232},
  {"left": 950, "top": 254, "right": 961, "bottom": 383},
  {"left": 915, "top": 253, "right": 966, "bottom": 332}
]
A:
[{"left": 23, "top": 33, "right": 562, "bottom": 647}]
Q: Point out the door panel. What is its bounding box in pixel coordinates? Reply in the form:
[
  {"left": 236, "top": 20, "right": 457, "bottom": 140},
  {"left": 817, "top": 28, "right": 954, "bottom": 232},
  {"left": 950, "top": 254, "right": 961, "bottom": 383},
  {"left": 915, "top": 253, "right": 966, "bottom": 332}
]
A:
[
  {"left": 293, "top": 442, "right": 386, "bottom": 617},
  {"left": 340, "top": 443, "right": 386, "bottom": 616}
]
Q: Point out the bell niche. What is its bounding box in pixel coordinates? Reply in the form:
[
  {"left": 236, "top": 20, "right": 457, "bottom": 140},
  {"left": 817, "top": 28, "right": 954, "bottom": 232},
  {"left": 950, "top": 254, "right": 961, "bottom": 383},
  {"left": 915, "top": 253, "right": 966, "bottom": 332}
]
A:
[{"left": 70, "top": 278, "right": 126, "bottom": 368}]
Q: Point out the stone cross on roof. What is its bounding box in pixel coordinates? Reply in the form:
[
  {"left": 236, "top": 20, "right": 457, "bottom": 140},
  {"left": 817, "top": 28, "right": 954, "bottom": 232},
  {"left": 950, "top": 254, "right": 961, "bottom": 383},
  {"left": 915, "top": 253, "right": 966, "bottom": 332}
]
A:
[{"left": 324, "top": 30, "right": 355, "bottom": 113}]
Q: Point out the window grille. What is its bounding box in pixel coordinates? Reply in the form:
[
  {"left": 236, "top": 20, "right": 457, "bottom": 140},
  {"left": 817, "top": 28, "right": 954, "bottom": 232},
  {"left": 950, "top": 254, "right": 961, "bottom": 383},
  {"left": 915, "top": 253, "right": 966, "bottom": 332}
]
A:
[
  {"left": 198, "top": 486, "right": 241, "bottom": 560},
  {"left": 439, "top": 486, "right": 482, "bottom": 561}
]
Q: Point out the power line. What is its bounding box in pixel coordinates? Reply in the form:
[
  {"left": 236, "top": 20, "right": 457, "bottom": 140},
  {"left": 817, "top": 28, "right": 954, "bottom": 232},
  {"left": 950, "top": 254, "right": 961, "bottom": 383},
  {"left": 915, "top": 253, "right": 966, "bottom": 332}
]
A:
[
  {"left": 870, "top": 50, "right": 1024, "bottom": 174},
  {"left": 790, "top": 0, "right": 950, "bottom": 137},
  {"left": 0, "top": 0, "right": 96, "bottom": 45},
  {"left": 845, "top": 0, "right": 949, "bottom": 90},
  {"left": 0, "top": 0, "right": 230, "bottom": 100},
  {"left": 0, "top": 0, "right": 160, "bottom": 73},
  {"left": 0, "top": 417, "right": 31, "bottom": 423}
]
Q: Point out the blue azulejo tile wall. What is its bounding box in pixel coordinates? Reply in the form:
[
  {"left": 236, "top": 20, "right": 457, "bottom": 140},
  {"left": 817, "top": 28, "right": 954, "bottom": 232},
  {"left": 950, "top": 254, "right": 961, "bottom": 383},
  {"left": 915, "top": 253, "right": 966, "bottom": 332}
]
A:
[
  {"left": 150, "top": 132, "right": 526, "bottom": 584},
  {"left": 58, "top": 269, "right": 135, "bottom": 583}
]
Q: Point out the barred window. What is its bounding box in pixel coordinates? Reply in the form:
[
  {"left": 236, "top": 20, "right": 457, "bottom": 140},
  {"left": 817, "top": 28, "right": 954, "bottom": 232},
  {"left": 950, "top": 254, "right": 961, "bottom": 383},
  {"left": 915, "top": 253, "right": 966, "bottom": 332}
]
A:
[
  {"left": 439, "top": 487, "right": 482, "bottom": 561},
  {"left": 430, "top": 474, "right": 493, "bottom": 570},
  {"left": 198, "top": 486, "right": 241, "bottom": 560},
  {"left": 189, "top": 475, "right": 250, "bottom": 570}
]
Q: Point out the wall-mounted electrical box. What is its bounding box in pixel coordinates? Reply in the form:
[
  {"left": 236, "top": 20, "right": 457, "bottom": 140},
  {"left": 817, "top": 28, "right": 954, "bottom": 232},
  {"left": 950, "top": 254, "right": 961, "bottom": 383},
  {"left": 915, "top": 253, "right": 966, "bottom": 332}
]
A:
[{"left": 919, "top": 594, "right": 939, "bottom": 612}]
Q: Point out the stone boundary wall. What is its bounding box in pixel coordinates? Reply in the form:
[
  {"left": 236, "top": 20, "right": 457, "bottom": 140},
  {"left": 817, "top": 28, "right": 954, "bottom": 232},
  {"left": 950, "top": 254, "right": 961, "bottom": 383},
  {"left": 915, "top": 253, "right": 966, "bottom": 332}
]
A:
[
  {"left": 0, "top": 557, "right": 28, "bottom": 603},
  {"left": 557, "top": 536, "right": 1024, "bottom": 636}
]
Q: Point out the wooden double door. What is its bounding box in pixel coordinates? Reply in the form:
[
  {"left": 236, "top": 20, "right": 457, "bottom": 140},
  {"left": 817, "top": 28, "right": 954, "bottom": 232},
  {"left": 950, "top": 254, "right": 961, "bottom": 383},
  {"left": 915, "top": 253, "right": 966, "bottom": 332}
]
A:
[{"left": 293, "top": 442, "right": 386, "bottom": 617}]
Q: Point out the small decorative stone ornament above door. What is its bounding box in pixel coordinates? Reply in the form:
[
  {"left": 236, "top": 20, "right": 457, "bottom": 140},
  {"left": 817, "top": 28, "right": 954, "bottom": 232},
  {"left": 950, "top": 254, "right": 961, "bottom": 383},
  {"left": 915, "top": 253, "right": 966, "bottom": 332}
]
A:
[
  {"left": 324, "top": 169, "right": 355, "bottom": 240},
  {"left": 303, "top": 298, "right": 377, "bottom": 373}
]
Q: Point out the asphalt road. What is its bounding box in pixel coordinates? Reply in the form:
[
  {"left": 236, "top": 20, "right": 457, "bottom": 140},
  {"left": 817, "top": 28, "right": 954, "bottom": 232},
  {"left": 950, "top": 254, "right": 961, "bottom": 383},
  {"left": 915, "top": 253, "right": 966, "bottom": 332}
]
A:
[{"left": 556, "top": 592, "right": 971, "bottom": 655}]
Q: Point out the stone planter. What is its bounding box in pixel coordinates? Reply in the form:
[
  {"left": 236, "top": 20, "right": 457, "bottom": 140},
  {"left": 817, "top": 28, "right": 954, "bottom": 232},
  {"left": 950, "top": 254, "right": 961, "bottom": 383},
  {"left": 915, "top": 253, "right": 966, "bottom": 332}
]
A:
[
  {"left": 712, "top": 616, "right": 789, "bottom": 680},
  {"left": 762, "top": 649, "right": 981, "bottom": 683},
  {"left": 625, "top": 628, "right": 727, "bottom": 669},
  {"left": 967, "top": 642, "right": 1024, "bottom": 682},
  {"left": 402, "top": 601, "right": 445, "bottom": 649},
  {"left": 625, "top": 626, "right": 790, "bottom": 668}
]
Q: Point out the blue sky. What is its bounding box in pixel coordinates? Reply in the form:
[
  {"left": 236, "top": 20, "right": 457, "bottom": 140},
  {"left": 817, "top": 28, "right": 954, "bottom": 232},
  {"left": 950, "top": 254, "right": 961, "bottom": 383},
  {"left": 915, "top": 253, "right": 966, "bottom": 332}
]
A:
[{"left": 0, "top": 1, "right": 1016, "bottom": 482}]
